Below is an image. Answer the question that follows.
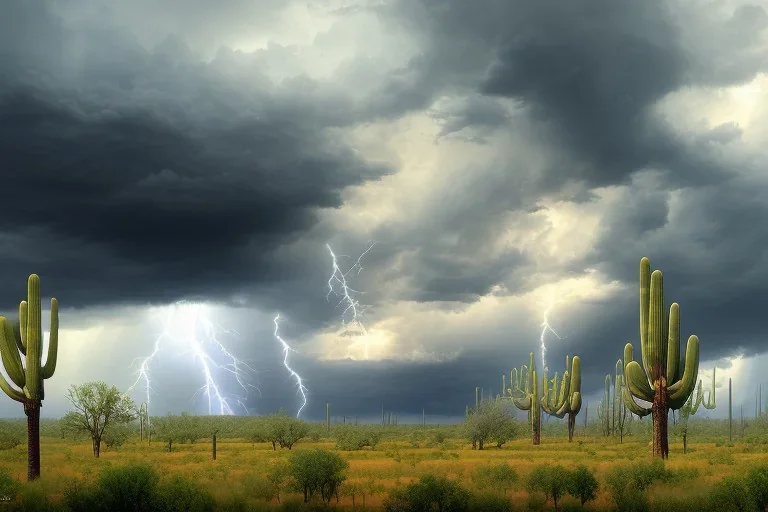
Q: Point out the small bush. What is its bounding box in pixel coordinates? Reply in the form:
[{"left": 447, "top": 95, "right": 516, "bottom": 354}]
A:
[
  {"left": 526, "top": 465, "right": 571, "bottom": 511},
  {"left": 154, "top": 474, "right": 216, "bottom": 512},
  {"left": 708, "top": 476, "right": 757, "bottom": 512},
  {"left": 468, "top": 493, "right": 513, "bottom": 512},
  {"left": 383, "top": 475, "right": 471, "bottom": 512},
  {"left": 745, "top": 464, "right": 768, "bottom": 510},
  {"left": 567, "top": 465, "right": 598, "bottom": 507},
  {"left": 471, "top": 463, "right": 518, "bottom": 495},
  {"left": 290, "top": 449, "right": 348, "bottom": 503}
]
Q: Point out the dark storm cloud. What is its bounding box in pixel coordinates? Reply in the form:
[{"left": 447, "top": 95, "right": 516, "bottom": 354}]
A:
[{"left": 0, "top": 1, "right": 388, "bottom": 313}]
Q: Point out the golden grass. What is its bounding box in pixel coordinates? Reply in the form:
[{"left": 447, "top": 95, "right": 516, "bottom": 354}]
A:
[{"left": 1, "top": 435, "right": 767, "bottom": 509}]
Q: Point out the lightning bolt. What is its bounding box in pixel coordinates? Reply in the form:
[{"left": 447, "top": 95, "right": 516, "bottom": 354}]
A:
[
  {"left": 127, "top": 301, "right": 258, "bottom": 417},
  {"left": 273, "top": 314, "right": 309, "bottom": 418},
  {"left": 326, "top": 242, "right": 377, "bottom": 359},
  {"left": 539, "top": 298, "right": 565, "bottom": 372}
]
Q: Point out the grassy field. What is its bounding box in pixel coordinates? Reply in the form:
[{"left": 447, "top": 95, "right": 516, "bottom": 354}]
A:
[{"left": 1, "top": 417, "right": 767, "bottom": 511}]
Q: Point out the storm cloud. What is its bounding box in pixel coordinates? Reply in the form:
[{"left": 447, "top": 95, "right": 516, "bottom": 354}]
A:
[{"left": 0, "top": 0, "right": 766, "bottom": 420}]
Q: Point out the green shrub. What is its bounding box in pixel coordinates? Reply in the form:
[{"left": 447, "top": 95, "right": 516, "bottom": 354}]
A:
[
  {"left": 567, "top": 465, "right": 598, "bottom": 507},
  {"left": 154, "top": 474, "right": 216, "bottom": 512},
  {"left": 745, "top": 464, "right": 768, "bottom": 510},
  {"left": 383, "top": 475, "right": 471, "bottom": 512},
  {"left": 290, "top": 449, "right": 348, "bottom": 503},
  {"left": 467, "top": 493, "right": 513, "bottom": 512},
  {"left": 526, "top": 465, "right": 571, "bottom": 511},
  {"left": 471, "top": 463, "right": 518, "bottom": 495},
  {"left": 708, "top": 476, "right": 757, "bottom": 512}
]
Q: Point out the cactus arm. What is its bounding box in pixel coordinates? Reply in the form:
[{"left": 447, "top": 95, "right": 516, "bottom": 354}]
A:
[
  {"left": 0, "top": 318, "right": 25, "bottom": 389},
  {"left": 669, "top": 336, "right": 699, "bottom": 404},
  {"left": 626, "top": 360, "right": 654, "bottom": 401},
  {"left": 666, "top": 303, "right": 680, "bottom": 383},
  {"left": 16, "top": 301, "right": 27, "bottom": 355},
  {"left": 621, "top": 380, "right": 652, "bottom": 417},
  {"left": 0, "top": 370, "right": 26, "bottom": 403},
  {"left": 640, "top": 258, "right": 650, "bottom": 373},
  {"left": 513, "top": 396, "right": 532, "bottom": 410},
  {"left": 24, "top": 275, "right": 42, "bottom": 400},
  {"left": 646, "top": 270, "right": 666, "bottom": 382},
  {"left": 41, "top": 298, "right": 58, "bottom": 379}
]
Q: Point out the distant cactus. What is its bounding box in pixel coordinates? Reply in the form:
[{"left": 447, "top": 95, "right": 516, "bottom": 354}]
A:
[
  {"left": 509, "top": 352, "right": 542, "bottom": 445},
  {"left": 597, "top": 375, "right": 611, "bottom": 437},
  {"left": 622, "top": 257, "right": 700, "bottom": 459},
  {"left": 541, "top": 355, "right": 582, "bottom": 441},
  {"left": 0, "top": 275, "right": 59, "bottom": 481},
  {"left": 614, "top": 360, "right": 630, "bottom": 443},
  {"left": 678, "top": 367, "right": 716, "bottom": 453}
]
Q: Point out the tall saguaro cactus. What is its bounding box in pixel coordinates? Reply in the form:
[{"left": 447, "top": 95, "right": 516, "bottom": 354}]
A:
[
  {"left": 541, "top": 355, "right": 582, "bottom": 441},
  {"left": 0, "top": 275, "right": 59, "bottom": 481},
  {"left": 623, "top": 258, "right": 700, "bottom": 459},
  {"left": 597, "top": 375, "right": 611, "bottom": 436},
  {"left": 509, "top": 352, "right": 542, "bottom": 445}
]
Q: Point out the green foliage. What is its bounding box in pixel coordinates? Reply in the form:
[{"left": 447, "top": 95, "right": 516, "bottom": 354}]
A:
[
  {"left": 467, "top": 493, "right": 512, "bottom": 512},
  {"left": 289, "top": 449, "right": 348, "bottom": 503},
  {"left": 0, "top": 467, "right": 20, "bottom": 502},
  {"left": 0, "top": 420, "right": 25, "bottom": 450},
  {"left": 471, "top": 463, "right": 518, "bottom": 495},
  {"left": 526, "top": 465, "right": 571, "bottom": 511},
  {"left": 462, "top": 401, "right": 519, "bottom": 450},
  {"left": 154, "top": 474, "right": 216, "bottom": 512},
  {"left": 567, "top": 465, "right": 599, "bottom": 507},
  {"left": 745, "top": 464, "right": 768, "bottom": 511},
  {"left": 102, "top": 422, "right": 132, "bottom": 451},
  {"left": 61, "top": 381, "right": 136, "bottom": 457},
  {"left": 63, "top": 463, "right": 215, "bottom": 512},
  {"left": 604, "top": 460, "right": 691, "bottom": 512},
  {"left": 383, "top": 475, "right": 471, "bottom": 512},
  {"left": 335, "top": 425, "right": 382, "bottom": 451},
  {"left": 708, "top": 476, "right": 757, "bottom": 512},
  {"left": 262, "top": 411, "right": 310, "bottom": 450}
]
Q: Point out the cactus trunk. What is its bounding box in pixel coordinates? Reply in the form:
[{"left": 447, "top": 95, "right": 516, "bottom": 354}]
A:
[
  {"left": 652, "top": 378, "right": 669, "bottom": 458},
  {"left": 212, "top": 434, "right": 217, "bottom": 460},
  {"left": 24, "top": 401, "right": 40, "bottom": 480},
  {"left": 567, "top": 413, "right": 576, "bottom": 442}
]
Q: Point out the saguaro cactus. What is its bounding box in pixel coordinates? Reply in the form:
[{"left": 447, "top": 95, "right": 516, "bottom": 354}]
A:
[
  {"left": 678, "top": 367, "right": 716, "bottom": 453},
  {"left": 597, "top": 375, "right": 612, "bottom": 437},
  {"left": 622, "top": 258, "right": 700, "bottom": 459},
  {"left": 509, "top": 352, "right": 542, "bottom": 445},
  {"left": 615, "top": 360, "right": 630, "bottom": 443},
  {"left": 541, "top": 355, "right": 582, "bottom": 441},
  {"left": 0, "top": 275, "right": 59, "bottom": 481}
]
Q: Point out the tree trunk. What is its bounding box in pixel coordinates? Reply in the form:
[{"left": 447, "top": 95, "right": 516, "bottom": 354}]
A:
[
  {"left": 92, "top": 437, "right": 101, "bottom": 458},
  {"left": 567, "top": 413, "right": 576, "bottom": 442},
  {"left": 652, "top": 378, "right": 669, "bottom": 459},
  {"left": 24, "top": 401, "right": 41, "bottom": 481}
]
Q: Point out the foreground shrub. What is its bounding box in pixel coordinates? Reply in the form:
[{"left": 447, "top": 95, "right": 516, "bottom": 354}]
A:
[
  {"left": 526, "top": 465, "right": 571, "bottom": 512},
  {"left": 708, "top": 476, "right": 757, "bottom": 512},
  {"left": 471, "top": 463, "right": 518, "bottom": 495},
  {"left": 383, "top": 475, "right": 471, "bottom": 512},
  {"left": 567, "top": 465, "right": 598, "bottom": 508},
  {"left": 290, "top": 449, "right": 348, "bottom": 503},
  {"left": 154, "top": 474, "right": 216, "bottom": 512},
  {"left": 63, "top": 463, "right": 215, "bottom": 512},
  {"left": 745, "top": 464, "right": 768, "bottom": 511}
]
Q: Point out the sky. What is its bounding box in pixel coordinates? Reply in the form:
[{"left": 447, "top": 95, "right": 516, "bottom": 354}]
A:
[{"left": 0, "top": 0, "right": 766, "bottom": 423}]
